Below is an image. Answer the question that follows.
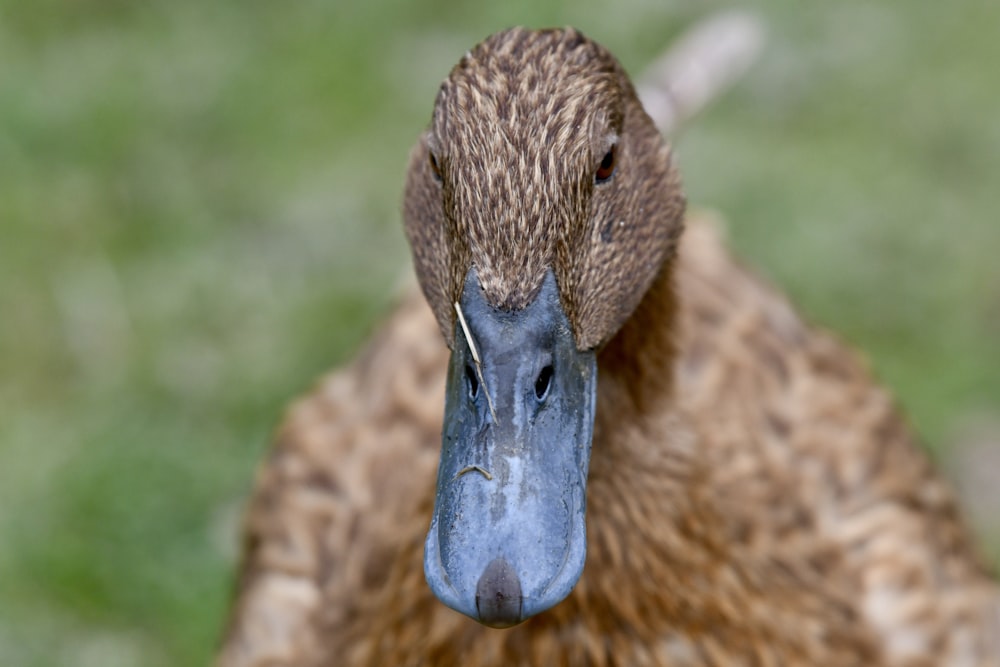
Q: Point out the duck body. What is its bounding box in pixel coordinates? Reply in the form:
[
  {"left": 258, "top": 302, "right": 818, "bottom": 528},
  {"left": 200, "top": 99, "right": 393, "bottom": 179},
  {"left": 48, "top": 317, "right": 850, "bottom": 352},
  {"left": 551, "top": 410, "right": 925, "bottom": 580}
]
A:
[{"left": 220, "top": 27, "right": 1000, "bottom": 667}]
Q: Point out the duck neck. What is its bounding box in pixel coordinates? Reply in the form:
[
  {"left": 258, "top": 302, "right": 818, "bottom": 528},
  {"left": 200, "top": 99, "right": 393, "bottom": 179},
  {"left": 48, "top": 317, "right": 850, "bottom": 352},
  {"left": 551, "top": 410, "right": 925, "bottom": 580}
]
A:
[
  {"left": 595, "top": 260, "right": 679, "bottom": 422},
  {"left": 581, "top": 260, "right": 729, "bottom": 636}
]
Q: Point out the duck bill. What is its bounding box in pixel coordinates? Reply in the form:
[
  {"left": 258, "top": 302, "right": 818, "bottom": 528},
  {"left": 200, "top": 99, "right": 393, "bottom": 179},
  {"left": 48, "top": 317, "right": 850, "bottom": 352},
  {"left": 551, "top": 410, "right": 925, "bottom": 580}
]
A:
[{"left": 424, "top": 269, "right": 597, "bottom": 628}]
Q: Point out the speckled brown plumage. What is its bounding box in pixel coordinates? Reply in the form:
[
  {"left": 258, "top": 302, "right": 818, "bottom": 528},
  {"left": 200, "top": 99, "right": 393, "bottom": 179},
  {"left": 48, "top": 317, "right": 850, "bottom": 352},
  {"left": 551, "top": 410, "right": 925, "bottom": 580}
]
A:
[
  {"left": 219, "top": 27, "right": 1000, "bottom": 667},
  {"left": 405, "top": 28, "right": 683, "bottom": 350}
]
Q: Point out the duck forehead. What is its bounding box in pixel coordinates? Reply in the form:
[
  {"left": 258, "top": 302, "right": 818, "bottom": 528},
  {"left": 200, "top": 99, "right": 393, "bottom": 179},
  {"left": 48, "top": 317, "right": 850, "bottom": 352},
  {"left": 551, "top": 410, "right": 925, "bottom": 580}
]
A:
[
  {"left": 434, "top": 27, "right": 620, "bottom": 142},
  {"left": 434, "top": 29, "right": 621, "bottom": 312}
]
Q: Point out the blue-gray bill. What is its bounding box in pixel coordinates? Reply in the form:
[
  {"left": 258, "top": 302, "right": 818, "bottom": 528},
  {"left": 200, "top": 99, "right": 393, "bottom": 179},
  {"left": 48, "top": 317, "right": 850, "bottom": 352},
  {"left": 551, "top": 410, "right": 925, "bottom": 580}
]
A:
[{"left": 424, "top": 269, "right": 597, "bottom": 628}]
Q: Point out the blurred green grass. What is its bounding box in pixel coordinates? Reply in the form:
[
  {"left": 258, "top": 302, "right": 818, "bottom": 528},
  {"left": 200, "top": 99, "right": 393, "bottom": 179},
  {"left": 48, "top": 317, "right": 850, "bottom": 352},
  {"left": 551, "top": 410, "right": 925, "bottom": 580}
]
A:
[{"left": 1, "top": 1, "right": 998, "bottom": 664}]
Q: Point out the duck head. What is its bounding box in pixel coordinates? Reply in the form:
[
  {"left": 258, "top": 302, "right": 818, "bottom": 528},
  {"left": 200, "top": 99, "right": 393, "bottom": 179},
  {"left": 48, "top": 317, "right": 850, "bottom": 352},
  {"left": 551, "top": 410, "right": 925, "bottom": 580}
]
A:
[{"left": 403, "top": 27, "right": 685, "bottom": 627}]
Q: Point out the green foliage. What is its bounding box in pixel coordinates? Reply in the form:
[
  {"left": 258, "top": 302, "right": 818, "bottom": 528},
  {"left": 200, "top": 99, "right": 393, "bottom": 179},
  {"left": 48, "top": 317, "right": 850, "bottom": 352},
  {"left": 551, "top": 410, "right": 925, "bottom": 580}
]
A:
[{"left": 1, "top": 1, "right": 998, "bottom": 663}]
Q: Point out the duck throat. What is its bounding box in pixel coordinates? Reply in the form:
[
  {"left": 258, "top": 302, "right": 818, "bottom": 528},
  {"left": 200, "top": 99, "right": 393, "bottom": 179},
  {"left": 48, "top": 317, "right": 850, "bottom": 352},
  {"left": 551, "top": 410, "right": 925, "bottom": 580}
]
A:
[
  {"left": 582, "top": 260, "right": 729, "bottom": 633},
  {"left": 596, "top": 260, "right": 680, "bottom": 422}
]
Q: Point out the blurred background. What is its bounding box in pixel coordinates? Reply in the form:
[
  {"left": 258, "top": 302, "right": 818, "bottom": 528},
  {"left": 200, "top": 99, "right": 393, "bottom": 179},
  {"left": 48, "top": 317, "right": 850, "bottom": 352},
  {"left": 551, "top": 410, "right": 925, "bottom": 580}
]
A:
[{"left": 1, "top": 1, "right": 998, "bottom": 664}]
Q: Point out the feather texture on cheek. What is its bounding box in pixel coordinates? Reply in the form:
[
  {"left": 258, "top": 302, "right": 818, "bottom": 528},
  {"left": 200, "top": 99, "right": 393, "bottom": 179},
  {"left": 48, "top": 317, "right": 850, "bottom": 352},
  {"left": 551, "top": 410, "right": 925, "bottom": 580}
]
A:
[{"left": 404, "top": 28, "right": 685, "bottom": 351}]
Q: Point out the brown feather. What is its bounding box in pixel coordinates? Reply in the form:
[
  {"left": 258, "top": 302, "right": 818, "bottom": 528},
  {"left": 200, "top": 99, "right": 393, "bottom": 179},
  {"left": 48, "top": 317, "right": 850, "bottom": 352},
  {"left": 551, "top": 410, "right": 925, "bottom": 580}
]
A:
[
  {"left": 219, "top": 27, "right": 1000, "bottom": 667},
  {"left": 405, "top": 27, "right": 684, "bottom": 350}
]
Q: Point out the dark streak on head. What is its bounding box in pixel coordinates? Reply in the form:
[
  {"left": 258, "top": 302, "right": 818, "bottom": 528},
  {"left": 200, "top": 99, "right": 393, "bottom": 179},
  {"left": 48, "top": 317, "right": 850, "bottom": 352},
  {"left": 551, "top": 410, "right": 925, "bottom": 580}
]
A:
[{"left": 403, "top": 27, "right": 685, "bottom": 351}]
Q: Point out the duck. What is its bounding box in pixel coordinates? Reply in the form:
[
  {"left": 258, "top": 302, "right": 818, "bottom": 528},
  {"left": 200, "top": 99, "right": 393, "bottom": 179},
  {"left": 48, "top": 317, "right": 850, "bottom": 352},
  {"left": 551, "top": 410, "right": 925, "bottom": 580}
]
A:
[{"left": 218, "top": 26, "right": 1000, "bottom": 666}]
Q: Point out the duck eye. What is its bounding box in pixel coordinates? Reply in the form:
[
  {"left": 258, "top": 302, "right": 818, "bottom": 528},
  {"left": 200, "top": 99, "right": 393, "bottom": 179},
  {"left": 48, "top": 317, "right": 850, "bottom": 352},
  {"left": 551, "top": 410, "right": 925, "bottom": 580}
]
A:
[
  {"left": 465, "top": 364, "right": 479, "bottom": 400},
  {"left": 595, "top": 145, "right": 616, "bottom": 183},
  {"left": 429, "top": 151, "right": 443, "bottom": 182},
  {"left": 534, "top": 365, "right": 554, "bottom": 401}
]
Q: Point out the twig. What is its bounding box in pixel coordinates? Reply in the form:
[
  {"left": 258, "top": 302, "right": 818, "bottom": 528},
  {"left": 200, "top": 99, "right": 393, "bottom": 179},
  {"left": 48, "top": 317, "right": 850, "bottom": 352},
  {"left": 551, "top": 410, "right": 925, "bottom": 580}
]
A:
[
  {"left": 455, "top": 465, "right": 493, "bottom": 481},
  {"left": 637, "top": 10, "right": 766, "bottom": 136},
  {"left": 454, "top": 302, "right": 498, "bottom": 423}
]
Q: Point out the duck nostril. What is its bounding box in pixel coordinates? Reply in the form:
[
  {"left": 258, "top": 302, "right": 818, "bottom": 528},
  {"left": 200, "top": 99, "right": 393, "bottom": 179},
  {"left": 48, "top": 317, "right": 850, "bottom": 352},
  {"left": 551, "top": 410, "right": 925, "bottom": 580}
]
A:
[
  {"left": 465, "top": 364, "right": 480, "bottom": 400},
  {"left": 535, "top": 365, "right": 554, "bottom": 401}
]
